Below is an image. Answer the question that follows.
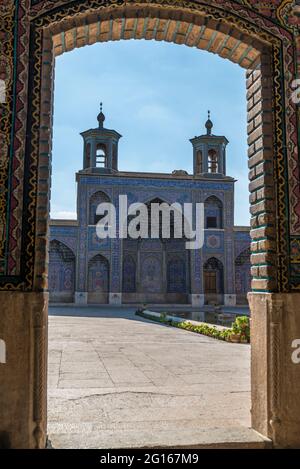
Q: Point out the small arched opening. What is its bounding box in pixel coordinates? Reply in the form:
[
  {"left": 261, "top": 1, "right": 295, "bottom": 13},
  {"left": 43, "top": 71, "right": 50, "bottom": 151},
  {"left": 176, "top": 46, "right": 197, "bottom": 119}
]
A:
[
  {"left": 204, "top": 257, "right": 224, "bottom": 305},
  {"left": 96, "top": 143, "right": 107, "bottom": 168}
]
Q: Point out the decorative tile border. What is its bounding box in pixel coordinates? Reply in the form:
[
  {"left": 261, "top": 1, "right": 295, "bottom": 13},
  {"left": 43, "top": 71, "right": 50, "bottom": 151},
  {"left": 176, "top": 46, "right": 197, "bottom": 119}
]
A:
[{"left": 0, "top": 0, "right": 299, "bottom": 292}]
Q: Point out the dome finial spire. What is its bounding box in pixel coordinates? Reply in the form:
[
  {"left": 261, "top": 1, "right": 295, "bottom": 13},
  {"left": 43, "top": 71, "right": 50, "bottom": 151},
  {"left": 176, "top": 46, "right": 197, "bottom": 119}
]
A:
[
  {"left": 205, "top": 110, "right": 213, "bottom": 135},
  {"left": 97, "top": 102, "right": 105, "bottom": 128}
]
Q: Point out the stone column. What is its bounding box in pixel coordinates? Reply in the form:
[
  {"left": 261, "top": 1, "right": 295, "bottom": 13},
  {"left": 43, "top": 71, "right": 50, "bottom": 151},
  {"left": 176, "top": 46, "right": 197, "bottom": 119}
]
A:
[
  {"left": 222, "top": 144, "right": 226, "bottom": 175},
  {"left": 107, "top": 140, "right": 113, "bottom": 170},
  {"left": 90, "top": 139, "right": 96, "bottom": 167},
  {"left": 203, "top": 147, "right": 208, "bottom": 173},
  {"left": 249, "top": 292, "right": 300, "bottom": 448},
  {"left": 0, "top": 291, "right": 48, "bottom": 449}
]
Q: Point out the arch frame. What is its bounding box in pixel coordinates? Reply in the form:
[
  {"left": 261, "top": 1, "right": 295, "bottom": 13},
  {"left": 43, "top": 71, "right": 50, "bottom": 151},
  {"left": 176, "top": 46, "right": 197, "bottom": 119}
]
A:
[
  {"left": 0, "top": 0, "right": 300, "bottom": 450},
  {"left": 204, "top": 194, "right": 224, "bottom": 229},
  {"left": 87, "top": 252, "right": 111, "bottom": 288},
  {"left": 88, "top": 189, "right": 112, "bottom": 225},
  {"left": 49, "top": 237, "right": 77, "bottom": 259},
  {"left": 48, "top": 239, "right": 76, "bottom": 301}
]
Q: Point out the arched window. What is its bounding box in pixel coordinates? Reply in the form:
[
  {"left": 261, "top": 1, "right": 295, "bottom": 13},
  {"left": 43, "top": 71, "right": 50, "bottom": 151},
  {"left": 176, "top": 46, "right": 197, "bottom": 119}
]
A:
[
  {"left": 96, "top": 143, "right": 107, "bottom": 168},
  {"left": 196, "top": 150, "right": 203, "bottom": 174},
  {"left": 208, "top": 149, "right": 219, "bottom": 173},
  {"left": 204, "top": 196, "right": 223, "bottom": 229},
  {"left": 89, "top": 191, "right": 111, "bottom": 225}
]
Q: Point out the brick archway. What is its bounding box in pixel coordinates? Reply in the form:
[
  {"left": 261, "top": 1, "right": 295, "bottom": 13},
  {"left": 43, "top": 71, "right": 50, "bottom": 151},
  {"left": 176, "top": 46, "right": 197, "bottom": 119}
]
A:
[{"left": 0, "top": 0, "right": 299, "bottom": 449}]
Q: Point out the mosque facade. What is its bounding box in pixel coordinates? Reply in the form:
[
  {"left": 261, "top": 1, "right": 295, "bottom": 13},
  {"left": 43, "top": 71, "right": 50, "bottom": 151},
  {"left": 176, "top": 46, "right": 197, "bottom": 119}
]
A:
[{"left": 49, "top": 108, "right": 251, "bottom": 306}]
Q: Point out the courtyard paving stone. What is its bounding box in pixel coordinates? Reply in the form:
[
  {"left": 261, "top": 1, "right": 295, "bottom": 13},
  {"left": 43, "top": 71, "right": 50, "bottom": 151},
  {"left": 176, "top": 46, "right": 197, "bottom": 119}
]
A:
[{"left": 47, "top": 306, "right": 267, "bottom": 448}]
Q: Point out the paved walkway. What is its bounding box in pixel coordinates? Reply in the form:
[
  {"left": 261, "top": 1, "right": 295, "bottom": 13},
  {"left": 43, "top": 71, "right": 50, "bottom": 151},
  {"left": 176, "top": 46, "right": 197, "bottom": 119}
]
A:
[{"left": 47, "top": 307, "right": 260, "bottom": 448}]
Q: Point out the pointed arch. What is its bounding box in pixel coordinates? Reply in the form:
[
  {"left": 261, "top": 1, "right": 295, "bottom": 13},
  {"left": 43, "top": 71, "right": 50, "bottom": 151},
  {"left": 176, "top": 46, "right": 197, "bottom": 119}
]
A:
[
  {"left": 208, "top": 149, "right": 219, "bottom": 173},
  {"left": 204, "top": 196, "right": 223, "bottom": 229},
  {"left": 96, "top": 143, "right": 107, "bottom": 168},
  {"left": 48, "top": 240, "right": 75, "bottom": 303},
  {"left": 89, "top": 190, "right": 111, "bottom": 225}
]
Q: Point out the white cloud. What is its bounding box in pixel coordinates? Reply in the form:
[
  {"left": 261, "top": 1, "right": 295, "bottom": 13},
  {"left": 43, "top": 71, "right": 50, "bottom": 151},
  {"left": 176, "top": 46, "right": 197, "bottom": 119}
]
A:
[{"left": 50, "top": 210, "right": 77, "bottom": 220}]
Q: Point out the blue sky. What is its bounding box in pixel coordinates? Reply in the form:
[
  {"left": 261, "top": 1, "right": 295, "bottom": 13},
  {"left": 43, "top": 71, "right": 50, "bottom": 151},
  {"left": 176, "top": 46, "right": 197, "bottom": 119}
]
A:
[{"left": 51, "top": 39, "right": 250, "bottom": 225}]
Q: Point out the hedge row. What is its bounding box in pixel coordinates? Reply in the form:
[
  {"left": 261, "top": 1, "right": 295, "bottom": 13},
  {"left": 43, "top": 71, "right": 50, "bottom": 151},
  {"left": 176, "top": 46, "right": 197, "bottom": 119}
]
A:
[{"left": 136, "top": 311, "right": 250, "bottom": 344}]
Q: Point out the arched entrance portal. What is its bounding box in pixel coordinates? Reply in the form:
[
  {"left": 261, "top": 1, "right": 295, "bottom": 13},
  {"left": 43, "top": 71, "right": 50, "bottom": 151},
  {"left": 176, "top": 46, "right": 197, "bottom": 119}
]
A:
[
  {"left": 0, "top": 0, "right": 299, "bottom": 449},
  {"left": 204, "top": 257, "right": 224, "bottom": 305}
]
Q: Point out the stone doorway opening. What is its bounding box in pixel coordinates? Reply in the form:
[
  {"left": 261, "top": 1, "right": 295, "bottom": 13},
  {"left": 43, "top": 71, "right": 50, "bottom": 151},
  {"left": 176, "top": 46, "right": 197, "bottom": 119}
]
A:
[
  {"left": 47, "top": 36, "right": 253, "bottom": 448},
  {"left": 44, "top": 6, "right": 267, "bottom": 446}
]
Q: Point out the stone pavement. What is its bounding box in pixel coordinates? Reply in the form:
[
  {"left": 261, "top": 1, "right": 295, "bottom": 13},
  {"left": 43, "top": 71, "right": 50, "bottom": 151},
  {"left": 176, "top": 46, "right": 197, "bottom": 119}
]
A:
[{"left": 47, "top": 307, "right": 267, "bottom": 448}]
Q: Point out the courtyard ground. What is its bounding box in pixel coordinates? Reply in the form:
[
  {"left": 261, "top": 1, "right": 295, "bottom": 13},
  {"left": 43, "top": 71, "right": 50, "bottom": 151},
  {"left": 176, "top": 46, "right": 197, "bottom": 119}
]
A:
[{"left": 47, "top": 306, "right": 267, "bottom": 448}]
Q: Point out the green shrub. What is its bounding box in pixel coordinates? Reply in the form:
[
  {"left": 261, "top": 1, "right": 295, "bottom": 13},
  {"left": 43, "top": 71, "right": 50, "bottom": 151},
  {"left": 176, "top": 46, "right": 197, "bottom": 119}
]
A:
[
  {"left": 159, "top": 312, "right": 167, "bottom": 322},
  {"left": 231, "top": 316, "right": 250, "bottom": 342},
  {"left": 136, "top": 310, "right": 250, "bottom": 344}
]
